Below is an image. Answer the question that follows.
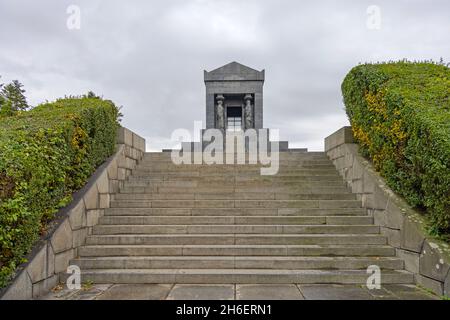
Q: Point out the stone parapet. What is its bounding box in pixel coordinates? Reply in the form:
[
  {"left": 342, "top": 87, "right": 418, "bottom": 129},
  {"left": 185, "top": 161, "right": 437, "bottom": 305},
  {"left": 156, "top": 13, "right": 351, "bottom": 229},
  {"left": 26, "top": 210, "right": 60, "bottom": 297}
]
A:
[
  {"left": 0, "top": 127, "right": 145, "bottom": 300},
  {"left": 325, "top": 126, "right": 450, "bottom": 297}
]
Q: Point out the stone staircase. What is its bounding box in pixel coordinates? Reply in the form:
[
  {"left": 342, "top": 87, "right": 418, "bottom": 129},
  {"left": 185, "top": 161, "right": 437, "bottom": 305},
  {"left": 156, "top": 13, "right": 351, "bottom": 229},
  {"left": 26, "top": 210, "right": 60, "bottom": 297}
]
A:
[{"left": 70, "top": 151, "right": 414, "bottom": 284}]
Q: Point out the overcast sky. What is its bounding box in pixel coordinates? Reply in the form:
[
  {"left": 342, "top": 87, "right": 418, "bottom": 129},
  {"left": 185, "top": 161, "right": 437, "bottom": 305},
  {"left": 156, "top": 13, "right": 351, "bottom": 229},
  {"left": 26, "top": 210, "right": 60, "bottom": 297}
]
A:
[{"left": 1, "top": 0, "right": 449, "bottom": 151}]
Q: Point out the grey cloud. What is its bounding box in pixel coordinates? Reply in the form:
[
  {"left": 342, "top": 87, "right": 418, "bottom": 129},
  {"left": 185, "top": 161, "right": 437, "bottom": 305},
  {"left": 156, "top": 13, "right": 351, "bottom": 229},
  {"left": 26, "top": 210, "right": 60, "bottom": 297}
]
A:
[{"left": 0, "top": 0, "right": 449, "bottom": 151}]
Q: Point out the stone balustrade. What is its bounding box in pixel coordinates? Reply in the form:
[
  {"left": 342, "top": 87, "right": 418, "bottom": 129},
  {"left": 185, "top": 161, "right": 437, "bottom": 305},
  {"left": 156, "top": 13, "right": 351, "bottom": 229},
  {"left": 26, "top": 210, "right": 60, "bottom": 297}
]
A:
[
  {"left": 325, "top": 126, "right": 450, "bottom": 296},
  {"left": 0, "top": 127, "right": 145, "bottom": 300}
]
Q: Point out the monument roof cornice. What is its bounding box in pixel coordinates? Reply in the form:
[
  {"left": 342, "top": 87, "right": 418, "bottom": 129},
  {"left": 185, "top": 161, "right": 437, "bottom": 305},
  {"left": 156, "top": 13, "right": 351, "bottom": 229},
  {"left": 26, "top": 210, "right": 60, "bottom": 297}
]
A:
[{"left": 204, "top": 61, "right": 265, "bottom": 82}]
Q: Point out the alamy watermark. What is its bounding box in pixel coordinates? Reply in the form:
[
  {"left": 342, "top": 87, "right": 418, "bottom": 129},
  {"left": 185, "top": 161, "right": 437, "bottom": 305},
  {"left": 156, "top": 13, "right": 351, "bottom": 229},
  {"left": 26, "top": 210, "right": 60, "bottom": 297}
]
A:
[
  {"left": 366, "top": 265, "right": 381, "bottom": 289},
  {"left": 66, "top": 265, "right": 81, "bottom": 290},
  {"left": 66, "top": 5, "right": 81, "bottom": 30},
  {"left": 366, "top": 5, "right": 381, "bottom": 30}
]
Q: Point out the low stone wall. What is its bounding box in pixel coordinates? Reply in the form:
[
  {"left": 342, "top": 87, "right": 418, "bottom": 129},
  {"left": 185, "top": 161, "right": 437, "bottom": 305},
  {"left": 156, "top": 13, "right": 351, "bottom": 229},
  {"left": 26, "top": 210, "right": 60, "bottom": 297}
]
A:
[
  {"left": 0, "top": 127, "right": 145, "bottom": 300},
  {"left": 325, "top": 126, "right": 450, "bottom": 296}
]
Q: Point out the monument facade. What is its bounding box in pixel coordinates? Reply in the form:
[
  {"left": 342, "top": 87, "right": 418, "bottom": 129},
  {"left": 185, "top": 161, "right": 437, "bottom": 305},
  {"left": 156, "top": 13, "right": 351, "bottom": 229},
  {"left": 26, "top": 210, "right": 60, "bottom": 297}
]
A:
[
  {"left": 180, "top": 61, "right": 292, "bottom": 152},
  {"left": 204, "top": 61, "right": 264, "bottom": 131}
]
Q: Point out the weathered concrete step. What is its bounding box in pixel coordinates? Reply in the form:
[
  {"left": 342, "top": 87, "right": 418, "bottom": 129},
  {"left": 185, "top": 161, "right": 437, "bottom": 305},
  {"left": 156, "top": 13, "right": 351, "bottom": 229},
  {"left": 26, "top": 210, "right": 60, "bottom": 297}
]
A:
[
  {"left": 92, "top": 224, "right": 379, "bottom": 235},
  {"left": 110, "top": 200, "right": 362, "bottom": 209},
  {"left": 119, "top": 186, "right": 351, "bottom": 194},
  {"left": 135, "top": 164, "right": 336, "bottom": 171},
  {"left": 85, "top": 234, "right": 387, "bottom": 245},
  {"left": 123, "top": 180, "right": 347, "bottom": 188},
  {"left": 104, "top": 207, "right": 368, "bottom": 217},
  {"left": 71, "top": 256, "right": 403, "bottom": 270},
  {"left": 113, "top": 193, "right": 356, "bottom": 201},
  {"left": 60, "top": 268, "right": 413, "bottom": 284},
  {"left": 143, "top": 151, "right": 328, "bottom": 159},
  {"left": 98, "top": 215, "right": 373, "bottom": 226},
  {"left": 128, "top": 173, "right": 341, "bottom": 180},
  {"left": 78, "top": 244, "right": 396, "bottom": 257},
  {"left": 132, "top": 169, "right": 339, "bottom": 176}
]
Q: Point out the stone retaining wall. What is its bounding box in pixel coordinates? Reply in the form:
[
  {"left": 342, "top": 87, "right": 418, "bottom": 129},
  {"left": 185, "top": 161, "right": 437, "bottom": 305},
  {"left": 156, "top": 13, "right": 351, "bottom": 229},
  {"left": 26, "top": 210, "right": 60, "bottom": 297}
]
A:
[
  {"left": 0, "top": 127, "right": 145, "bottom": 300},
  {"left": 325, "top": 126, "right": 450, "bottom": 297}
]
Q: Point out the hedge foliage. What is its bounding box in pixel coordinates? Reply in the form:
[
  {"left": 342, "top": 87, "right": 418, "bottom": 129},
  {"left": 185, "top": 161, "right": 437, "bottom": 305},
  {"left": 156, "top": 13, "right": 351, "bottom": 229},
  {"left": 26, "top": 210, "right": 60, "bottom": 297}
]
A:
[
  {"left": 0, "top": 97, "right": 120, "bottom": 287},
  {"left": 342, "top": 61, "right": 450, "bottom": 237}
]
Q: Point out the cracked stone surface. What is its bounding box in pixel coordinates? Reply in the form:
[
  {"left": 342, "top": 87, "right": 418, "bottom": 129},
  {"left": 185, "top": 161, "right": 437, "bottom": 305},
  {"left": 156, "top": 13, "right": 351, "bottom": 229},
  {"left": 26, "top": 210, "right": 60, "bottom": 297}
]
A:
[{"left": 39, "top": 283, "right": 439, "bottom": 300}]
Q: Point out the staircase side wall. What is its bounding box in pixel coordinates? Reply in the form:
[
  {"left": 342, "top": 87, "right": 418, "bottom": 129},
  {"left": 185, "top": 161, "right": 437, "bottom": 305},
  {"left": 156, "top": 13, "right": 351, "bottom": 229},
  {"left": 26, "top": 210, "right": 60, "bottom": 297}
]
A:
[
  {"left": 0, "top": 127, "right": 145, "bottom": 300},
  {"left": 325, "top": 126, "right": 450, "bottom": 297}
]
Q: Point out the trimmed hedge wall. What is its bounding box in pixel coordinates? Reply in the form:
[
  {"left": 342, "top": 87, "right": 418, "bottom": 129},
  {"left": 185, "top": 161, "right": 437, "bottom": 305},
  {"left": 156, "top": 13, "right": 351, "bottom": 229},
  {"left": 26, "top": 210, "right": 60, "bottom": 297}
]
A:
[
  {"left": 342, "top": 62, "right": 450, "bottom": 237},
  {"left": 0, "top": 97, "right": 120, "bottom": 287}
]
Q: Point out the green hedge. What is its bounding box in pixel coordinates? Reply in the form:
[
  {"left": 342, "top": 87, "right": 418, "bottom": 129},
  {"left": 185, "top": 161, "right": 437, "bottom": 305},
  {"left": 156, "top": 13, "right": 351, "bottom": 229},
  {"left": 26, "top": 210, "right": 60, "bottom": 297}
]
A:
[
  {"left": 0, "top": 97, "right": 120, "bottom": 287},
  {"left": 342, "top": 61, "right": 450, "bottom": 237}
]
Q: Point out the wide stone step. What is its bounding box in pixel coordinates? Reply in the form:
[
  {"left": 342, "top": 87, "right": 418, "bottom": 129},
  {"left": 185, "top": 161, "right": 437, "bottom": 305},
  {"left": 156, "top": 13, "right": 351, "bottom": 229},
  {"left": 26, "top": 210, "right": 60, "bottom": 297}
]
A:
[
  {"left": 113, "top": 193, "right": 356, "bottom": 201},
  {"left": 60, "top": 268, "right": 413, "bottom": 284},
  {"left": 128, "top": 173, "right": 341, "bottom": 180},
  {"left": 143, "top": 152, "right": 329, "bottom": 160},
  {"left": 123, "top": 180, "right": 347, "bottom": 188},
  {"left": 136, "top": 164, "right": 336, "bottom": 171},
  {"left": 119, "top": 186, "right": 351, "bottom": 194},
  {"left": 85, "top": 234, "right": 387, "bottom": 245},
  {"left": 132, "top": 169, "right": 339, "bottom": 176},
  {"left": 98, "top": 215, "right": 373, "bottom": 225},
  {"left": 71, "top": 256, "right": 404, "bottom": 270},
  {"left": 78, "top": 244, "right": 396, "bottom": 257},
  {"left": 92, "top": 224, "right": 379, "bottom": 235},
  {"left": 109, "top": 199, "right": 362, "bottom": 209},
  {"left": 104, "top": 207, "right": 368, "bottom": 217}
]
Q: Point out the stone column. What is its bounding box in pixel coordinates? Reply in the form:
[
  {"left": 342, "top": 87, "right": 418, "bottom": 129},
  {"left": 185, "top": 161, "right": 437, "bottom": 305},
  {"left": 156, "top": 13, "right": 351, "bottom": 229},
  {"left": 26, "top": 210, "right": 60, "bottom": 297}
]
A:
[
  {"left": 244, "top": 94, "right": 254, "bottom": 129},
  {"left": 216, "top": 94, "right": 225, "bottom": 129}
]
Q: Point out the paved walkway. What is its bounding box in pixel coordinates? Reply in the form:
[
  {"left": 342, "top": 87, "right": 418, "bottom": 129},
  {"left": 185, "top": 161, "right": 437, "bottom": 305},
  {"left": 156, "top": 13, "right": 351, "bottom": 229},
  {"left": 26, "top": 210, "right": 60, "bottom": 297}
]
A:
[{"left": 40, "top": 283, "right": 439, "bottom": 300}]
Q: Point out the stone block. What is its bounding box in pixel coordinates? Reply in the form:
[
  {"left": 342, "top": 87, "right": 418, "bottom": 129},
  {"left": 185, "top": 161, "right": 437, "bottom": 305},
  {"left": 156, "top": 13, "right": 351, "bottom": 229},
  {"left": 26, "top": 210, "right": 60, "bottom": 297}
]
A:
[
  {"left": 401, "top": 218, "right": 425, "bottom": 253},
  {"left": 324, "top": 126, "right": 353, "bottom": 151},
  {"left": 420, "top": 241, "right": 450, "bottom": 282},
  {"left": 124, "top": 145, "right": 133, "bottom": 159},
  {"left": 72, "top": 228, "right": 88, "bottom": 248},
  {"left": 117, "top": 127, "right": 133, "bottom": 146},
  {"left": 126, "top": 157, "right": 136, "bottom": 169},
  {"left": 118, "top": 168, "right": 127, "bottom": 181},
  {"left": 109, "top": 180, "right": 119, "bottom": 193},
  {"left": 350, "top": 159, "right": 364, "bottom": 181},
  {"left": 1, "top": 270, "right": 33, "bottom": 300},
  {"left": 116, "top": 127, "right": 125, "bottom": 144},
  {"left": 32, "top": 275, "right": 59, "bottom": 299},
  {"left": 381, "top": 227, "right": 401, "bottom": 248},
  {"left": 351, "top": 179, "right": 363, "bottom": 194},
  {"left": 132, "top": 133, "right": 145, "bottom": 152},
  {"left": 99, "top": 194, "right": 110, "bottom": 209},
  {"left": 117, "top": 154, "right": 127, "bottom": 168},
  {"left": 361, "top": 193, "right": 374, "bottom": 208},
  {"left": 50, "top": 219, "right": 73, "bottom": 254},
  {"left": 416, "top": 274, "right": 444, "bottom": 296},
  {"left": 54, "top": 249, "right": 75, "bottom": 274},
  {"left": 396, "top": 248, "right": 419, "bottom": 273},
  {"left": 107, "top": 158, "right": 118, "bottom": 180},
  {"left": 47, "top": 243, "right": 55, "bottom": 277},
  {"left": 362, "top": 171, "right": 376, "bottom": 194},
  {"left": 68, "top": 200, "right": 86, "bottom": 230},
  {"left": 83, "top": 184, "right": 98, "bottom": 210},
  {"left": 373, "top": 209, "right": 386, "bottom": 226},
  {"left": 385, "top": 200, "right": 404, "bottom": 230},
  {"left": 372, "top": 186, "right": 388, "bottom": 210},
  {"left": 334, "top": 156, "right": 346, "bottom": 171},
  {"left": 26, "top": 246, "right": 47, "bottom": 283},
  {"left": 344, "top": 143, "right": 358, "bottom": 155},
  {"left": 87, "top": 210, "right": 101, "bottom": 227},
  {"left": 96, "top": 171, "right": 109, "bottom": 194}
]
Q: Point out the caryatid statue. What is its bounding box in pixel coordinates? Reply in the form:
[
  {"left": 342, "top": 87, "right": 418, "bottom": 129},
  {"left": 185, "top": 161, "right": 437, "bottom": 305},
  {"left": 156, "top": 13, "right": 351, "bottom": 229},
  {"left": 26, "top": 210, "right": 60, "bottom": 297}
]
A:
[
  {"left": 244, "top": 94, "right": 253, "bottom": 129},
  {"left": 216, "top": 95, "right": 225, "bottom": 129}
]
